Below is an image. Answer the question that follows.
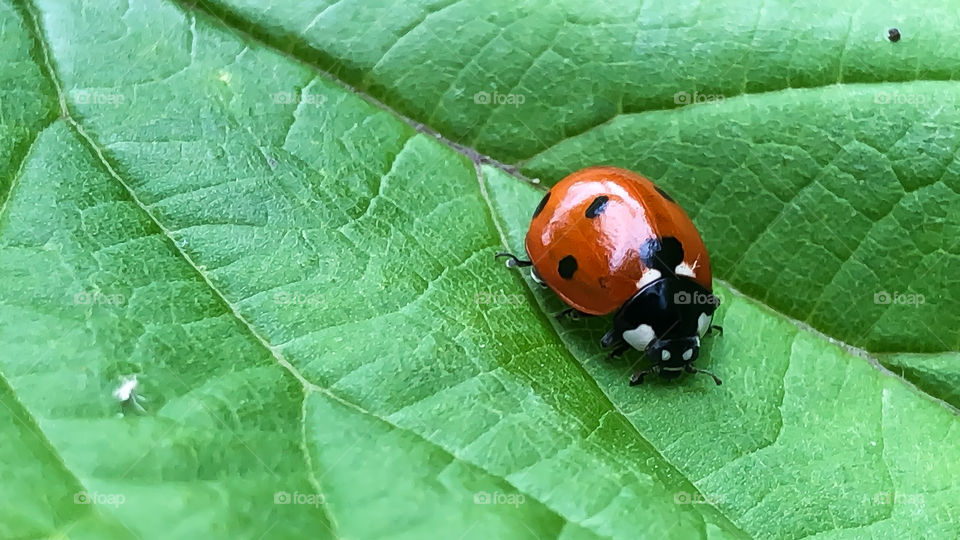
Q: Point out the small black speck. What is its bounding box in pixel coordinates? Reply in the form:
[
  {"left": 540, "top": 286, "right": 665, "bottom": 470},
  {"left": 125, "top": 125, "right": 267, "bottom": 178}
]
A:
[
  {"left": 533, "top": 192, "right": 550, "bottom": 218},
  {"left": 654, "top": 185, "right": 674, "bottom": 202},
  {"left": 558, "top": 255, "right": 578, "bottom": 279},
  {"left": 888, "top": 28, "right": 901, "bottom": 42},
  {"left": 585, "top": 195, "right": 609, "bottom": 218}
]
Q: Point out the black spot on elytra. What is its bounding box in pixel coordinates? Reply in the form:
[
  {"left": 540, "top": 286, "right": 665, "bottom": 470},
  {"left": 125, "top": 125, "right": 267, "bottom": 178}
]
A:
[
  {"left": 888, "top": 28, "right": 901, "bottom": 42},
  {"left": 532, "top": 192, "right": 550, "bottom": 218},
  {"left": 654, "top": 185, "right": 675, "bottom": 202},
  {"left": 585, "top": 195, "right": 609, "bottom": 218},
  {"left": 558, "top": 255, "right": 578, "bottom": 279},
  {"left": 639, "top": 236, "right": 684, "bottom": 273}
]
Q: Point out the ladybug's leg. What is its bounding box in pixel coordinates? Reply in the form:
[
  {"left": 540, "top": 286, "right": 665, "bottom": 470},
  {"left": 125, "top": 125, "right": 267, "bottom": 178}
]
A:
[
  {"left": 494, "top": 252, "right": 532, "bottom": 268},
  {"left": 684, "top": 364, "right": 722, "bottom": 385},
  {"left": 601, "top": 328, "right": 630, "bottom": 358},
  {"left": 607, "top": 343, "right": 631, "bottom": 359},
  {"left": 629, "top": 365, "right": 659, "bottom": 386},
  {"left": 601, "top": 328, "right": 622, "bottom": 348},
  {"left": 555, "top": 308, "right": 594, "bottom": 321}
]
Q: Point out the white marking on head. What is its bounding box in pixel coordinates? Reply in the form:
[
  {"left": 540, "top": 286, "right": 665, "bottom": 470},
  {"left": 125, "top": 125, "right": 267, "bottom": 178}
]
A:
[
  {"left": 661, "top": 350, "right": 671, "bottom": 361},
  {"left": 682, "top": 348, "right": 693, "bottom": 361},
  {"left": 697, "top": 312, "right": 712, "bottom": 337},
  {"left": 623, "top": 324, "right": 656, "bottom": 351},
  {"left": 636, "top": 269, "right": 662, "bottom": 289},
  {"left": 674, "top": 257, "right": 700, "bottom": 278}
]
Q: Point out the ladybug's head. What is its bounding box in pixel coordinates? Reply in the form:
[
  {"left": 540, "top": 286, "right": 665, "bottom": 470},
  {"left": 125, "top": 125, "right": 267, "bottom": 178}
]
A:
[
  {"left": 603, "top": 277, "right": 722, "bottom": 385},
  {"left": 632, "top": 335, "right": 721, "bottom": 385},
  {"left": 644, "top": 336, "right": 701, "bottom": 378}
]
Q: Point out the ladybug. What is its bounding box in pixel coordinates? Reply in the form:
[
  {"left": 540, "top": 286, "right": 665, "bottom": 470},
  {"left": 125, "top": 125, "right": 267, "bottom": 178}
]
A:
[{"left": 497, "top": 166, "right": 723, "bottom": 385}]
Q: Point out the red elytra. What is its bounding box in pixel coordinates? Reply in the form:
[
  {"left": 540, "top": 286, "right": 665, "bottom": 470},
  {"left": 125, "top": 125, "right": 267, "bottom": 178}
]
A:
[{"left": 524, "top": 166, "right": 712, "bottom": 315}]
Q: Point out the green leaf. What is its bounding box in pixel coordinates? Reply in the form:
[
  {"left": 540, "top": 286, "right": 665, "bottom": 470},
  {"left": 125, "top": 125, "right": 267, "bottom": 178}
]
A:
[
  {"left": 194, "top": 0, "right": 960, "bottom": 398},
  {"left": 0, "top": 1, "right": 957, "bottom": 539},
  {"left": 483, "top": 164, "right": 960, "bottom": 538}
]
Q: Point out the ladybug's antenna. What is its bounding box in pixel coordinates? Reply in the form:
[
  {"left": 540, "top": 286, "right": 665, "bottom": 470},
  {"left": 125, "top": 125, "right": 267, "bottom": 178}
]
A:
[
  {"left": 495, "top": 252, "right": 533, "bottom": 268},
  {"left": 686, "top": 365, "right": 722, "bottom": 385}
]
